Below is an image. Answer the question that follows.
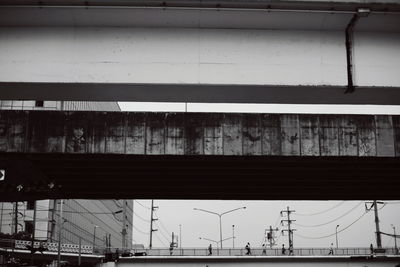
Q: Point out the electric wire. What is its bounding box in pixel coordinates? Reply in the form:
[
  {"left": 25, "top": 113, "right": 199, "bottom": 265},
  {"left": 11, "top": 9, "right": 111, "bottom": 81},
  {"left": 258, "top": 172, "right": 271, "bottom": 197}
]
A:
[
  {"left": 294, "top": 210, "right": 369, "bottom": 240},
  {"left": 153, "top": 211, "right": 172, "bottom": 236},
  {"left": 154, "top": 222, "right": 172, "bottom": 244},
  {"left": 294, "top": 201, "right": 363, "bottom": 228},
  {"left": 134, "top": 211, "right": 150, "bottom": 223},
  {"left": 132, "top": 224, "right": 150, "bottom": 235},
  {"left": 296, "top": 201, "right": 346, "bottom": 216},
  {"left": 154, "top": 233, "right": 168, "bottom": 247},
  {"left": 156, "top": 229, "right": 171, "bottom": 244},
  {"left": 135, "top": 200, "right": 151, "bottom": 210}
]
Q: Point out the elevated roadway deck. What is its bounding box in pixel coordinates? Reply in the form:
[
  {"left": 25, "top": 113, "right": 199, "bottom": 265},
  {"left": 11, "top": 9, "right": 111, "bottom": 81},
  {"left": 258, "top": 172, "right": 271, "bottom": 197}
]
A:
[{"left": 0, "top": 111, "right": 399, "bottom": 201}]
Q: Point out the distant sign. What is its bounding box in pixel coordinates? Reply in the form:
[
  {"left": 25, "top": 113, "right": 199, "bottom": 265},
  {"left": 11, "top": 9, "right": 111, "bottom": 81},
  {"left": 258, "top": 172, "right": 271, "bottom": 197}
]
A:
[{"left": 0, "top": 169, "right": 4, "bottom": 181}]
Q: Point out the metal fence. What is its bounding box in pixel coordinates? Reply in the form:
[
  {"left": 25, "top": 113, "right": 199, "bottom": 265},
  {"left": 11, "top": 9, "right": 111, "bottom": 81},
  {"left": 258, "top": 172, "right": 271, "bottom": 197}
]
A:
[
  {"left": 1, "top": 239, "right": 398, "bottom": 257},
  {"left": 0, "top": 239, "right": 93, "bottom": 254},
  {"left": 125, "top": 247, "right": 399, "bottom": 257}
]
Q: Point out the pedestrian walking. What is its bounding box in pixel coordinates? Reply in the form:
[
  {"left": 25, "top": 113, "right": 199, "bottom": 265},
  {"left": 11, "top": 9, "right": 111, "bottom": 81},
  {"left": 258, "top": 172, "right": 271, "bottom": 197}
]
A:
[
  {"left": 208, "top": 244, "right": 212, "bottom": 255},
  {"left": 328, "top": 243, "right": 334, "bottom": 255},
  {"left": 245, "top": 242, "right": 251, "bottom": 255},
  {"left": 281, "top": 244, "right": 286, "bottom": 255},
  {"left": 262, "top": 244, "right": 267, "bottom": 255},
  {"left": 289, "top": 245, "right": 293, "bottom": 256}
]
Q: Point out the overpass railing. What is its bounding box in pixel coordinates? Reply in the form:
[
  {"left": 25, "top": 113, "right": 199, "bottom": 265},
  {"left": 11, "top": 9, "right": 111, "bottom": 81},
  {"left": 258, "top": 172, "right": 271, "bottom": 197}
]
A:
[
  {"left": 126, "top": 247, "right": 399, "bottom": 257},
  {"left": 2, "top": 240, "right": 398, "bottom": 257},
  {"left": 0, "top": 239, "right": 93, "bottom": 254}
]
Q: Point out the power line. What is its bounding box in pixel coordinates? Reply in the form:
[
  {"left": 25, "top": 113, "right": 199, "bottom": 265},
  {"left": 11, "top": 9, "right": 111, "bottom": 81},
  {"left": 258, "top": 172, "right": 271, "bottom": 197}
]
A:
[
  {"left": 135, "top": 200, "right": 151, "bottom": 210},
  {"left": 134, "top": 212, "right": 150, "bottom": 223},
  {"left": 294, "top": 210, "right": 369, "bottom": 240},
  {"left": 154, "top": 225, "right": 171, "bottom": 244},
  {"left": 154, "top": 232, "right": 168, "bottom": 247},
  {"left": 385, "top": 201, "right": 400, "bottom": 205},
  {"left": 273, "top": 213, "right": 282, "bottom": 229},
  {"left": 132, "top": 224, "right": 150, "bottom": 235},
  {"left": 154, "top": 211, "right": 171, "bottom": 236},
  {"left": 296, "top": 202, "right": 346, "bottom": 216},
  {"left": 294, "top": 201, "right": 363, "bottom": 228}
]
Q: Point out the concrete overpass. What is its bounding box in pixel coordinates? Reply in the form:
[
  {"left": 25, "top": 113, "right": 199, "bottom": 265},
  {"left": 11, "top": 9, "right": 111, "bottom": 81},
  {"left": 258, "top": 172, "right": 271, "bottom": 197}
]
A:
[
  {"left": 0, "top": 0, "right": 400, "bottom": 104},
  {"left": 0, "top": 110, "right": 399, "bottom": 201},
  {"left": 115, "top": 255, "right": 400, "bottom": 267}
]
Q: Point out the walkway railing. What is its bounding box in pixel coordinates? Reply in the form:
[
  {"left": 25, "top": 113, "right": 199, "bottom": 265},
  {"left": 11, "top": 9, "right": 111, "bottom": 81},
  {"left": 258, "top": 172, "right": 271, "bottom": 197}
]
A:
[
  {"left": 1, "top": 239, "right": 398, "bottom": 257},
  {"left": 125, "top": 247, "right": 399, "bottom": 257},
  {"left": 0, "top": 239, "right": 93, "bottom": 254}
]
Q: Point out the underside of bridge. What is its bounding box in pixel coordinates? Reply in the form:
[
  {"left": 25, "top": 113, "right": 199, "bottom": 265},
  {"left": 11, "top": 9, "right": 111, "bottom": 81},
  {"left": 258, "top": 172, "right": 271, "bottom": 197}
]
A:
[
  {"left": 1, "top": 153, "right": 399, "bottom": 201},
  {"left": 0, "top": 111, "right": 399, "bottom": 201}
]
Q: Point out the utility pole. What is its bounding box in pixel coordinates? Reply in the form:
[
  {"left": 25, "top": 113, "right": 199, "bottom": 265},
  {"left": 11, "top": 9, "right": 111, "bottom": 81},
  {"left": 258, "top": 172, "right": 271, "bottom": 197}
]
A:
[
  {"left": 365, "top": 200, "right": 384, "bottom": 248},
  {"left": 14, "top": 202, "right": 18, "bottom": 234},
  {"left": 0, "top": 202, "right": 3, "bottom": 233},
  {"left": 281, "top": 207, "right": 296, "bottom": 254},
  {"left": 122, "top": 200, "right": 127, "bottom": 251},
  {"left": 149, "top": 200, "right": 158, "bottom": 248},
  {"left": 57, "top": 200, "right": 63, "bottom": 267},
  {"left": 267, "top": 226, "right": 279, "bottom": 249},
  {"left": 391, "top": 224, "right": 398, "bottom": 254}
]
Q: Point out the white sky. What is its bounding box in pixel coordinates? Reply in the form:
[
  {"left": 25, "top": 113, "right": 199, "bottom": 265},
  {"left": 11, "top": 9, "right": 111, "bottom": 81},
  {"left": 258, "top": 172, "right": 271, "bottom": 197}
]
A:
[
  {"left": 131, "top": 200, "right": 400, "bottom": 249},
  {"left": 118, "top": 102, "right": 400, "bottom": 249}
]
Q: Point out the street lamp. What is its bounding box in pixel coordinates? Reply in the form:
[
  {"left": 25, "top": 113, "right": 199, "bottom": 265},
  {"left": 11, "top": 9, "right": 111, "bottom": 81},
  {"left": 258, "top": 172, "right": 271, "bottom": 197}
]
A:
[
  {"left": 199, "top": 236, "right": 234, "bottom": 246},
  {"left": 335, "top": 225, "right": 339, "bottom": 249},
  {"left": 194, "top": 207, "right": 246, "bottom": 249},
  {"left": 391, "top": 224, "right": 398, "bottom": 254},
  {"left": 93, "top": 225, "right": 99, "bottom": 253},
  {"left": 232, "top": 225, "right": 235, "bottom": 248},
  {"left": 57, "top": 200, "right": 64, "bottom": 267},
  {"left": 179, "top": 224, "right": 182, "bottom": 248},
  {"left": 199, "top": 237, "right": 219, "bottom": 246}
]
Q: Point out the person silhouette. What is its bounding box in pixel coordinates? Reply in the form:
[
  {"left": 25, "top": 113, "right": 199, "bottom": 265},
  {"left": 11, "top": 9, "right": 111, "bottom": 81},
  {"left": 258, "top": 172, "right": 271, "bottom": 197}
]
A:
[
  {"left": 328, "top": 243, "right": 334, "bottom": 255},
  {"left": 245, "top": 242, "right": 251, "bottom": 255}
]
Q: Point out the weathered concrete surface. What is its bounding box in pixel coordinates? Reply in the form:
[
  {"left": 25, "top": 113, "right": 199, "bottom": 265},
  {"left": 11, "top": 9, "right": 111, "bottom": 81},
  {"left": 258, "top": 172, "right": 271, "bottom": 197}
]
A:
[
  {"left": 1, "top": 111, "right": 399, "bottom": 201},
  {"left": 0, "top": 111, "right": 398, "bottom": 157}
]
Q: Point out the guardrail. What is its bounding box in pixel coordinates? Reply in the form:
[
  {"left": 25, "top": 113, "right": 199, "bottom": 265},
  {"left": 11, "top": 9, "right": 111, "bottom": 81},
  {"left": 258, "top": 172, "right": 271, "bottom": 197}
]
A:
[
  {"left": 2, "top": 240, "right": 398, "bottom": 257},
  {"left": 0, "top": 239, "right": 93, "bottom": 254},
  {"left": 125, "top": 247, "right": 399, "bottom": 257}
]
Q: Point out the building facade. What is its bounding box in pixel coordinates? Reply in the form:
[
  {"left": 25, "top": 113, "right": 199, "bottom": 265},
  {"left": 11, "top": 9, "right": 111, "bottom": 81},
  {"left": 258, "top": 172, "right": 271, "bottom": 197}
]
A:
[{"left": 0, "top": 100, "right": 133, "bottom": 251}]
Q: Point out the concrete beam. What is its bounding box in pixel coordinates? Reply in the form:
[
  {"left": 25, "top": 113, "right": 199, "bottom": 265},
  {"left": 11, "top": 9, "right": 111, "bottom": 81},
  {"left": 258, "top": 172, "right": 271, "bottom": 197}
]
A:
[
  {"left": 0, "top": 110, "right": 400, "bottom": 157},
  {"left": 0, "top": 111, "right": 399, "bottom": 201},
  {"left": 2, "top": 0, "right": 400, "bottom": 11},
  {"left": 0, "top": 111, "right": 399, "bottom": 156},
  {"left": 2, "top": 83, "right": 400, "bottom": 105}
]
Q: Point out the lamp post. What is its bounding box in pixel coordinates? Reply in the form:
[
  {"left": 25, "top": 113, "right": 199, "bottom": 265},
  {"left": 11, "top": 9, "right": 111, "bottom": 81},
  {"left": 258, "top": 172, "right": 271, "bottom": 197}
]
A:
[
  {"left": 391, "top": 224, "right": 398, "bottom": 254},
  {"left": 93, "top": 225, "right": 99, "bottom": 253},
  {"left": 232, "top": 225, "right": 235, "bottom": 248},
  {"left": 57, "top": 200, "right": 64, "bottom": 267},
  {"left": 179, "top": 224, "right": 182, "bottom": 248},
  {"left": 194, "top": 207, "right": 246, "bottom": 249},
  {"left": 199, "top": 237, "right": 219, "bottom": 246},
  {"left": 335, "top": 225, "right": 339, "bottom": 249},
  {"left": 199, "top": 236, "right": 234, "bottom": 246}
]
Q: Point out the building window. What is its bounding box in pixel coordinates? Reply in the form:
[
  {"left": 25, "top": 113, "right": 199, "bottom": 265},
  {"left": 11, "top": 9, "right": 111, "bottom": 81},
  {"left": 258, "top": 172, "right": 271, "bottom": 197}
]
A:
[
  {"left": 35, "top": 101, "right": 44, "bottom": 107},
  {"left": 27, "top": 200, "right": 35, "bottom": 210}
]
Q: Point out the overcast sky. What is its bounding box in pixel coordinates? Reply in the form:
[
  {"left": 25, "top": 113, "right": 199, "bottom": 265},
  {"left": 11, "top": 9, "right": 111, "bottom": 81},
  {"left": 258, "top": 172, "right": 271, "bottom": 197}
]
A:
[{"left": 119, "top": 102, "right": 400, "bottom": 249}]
